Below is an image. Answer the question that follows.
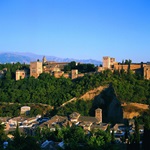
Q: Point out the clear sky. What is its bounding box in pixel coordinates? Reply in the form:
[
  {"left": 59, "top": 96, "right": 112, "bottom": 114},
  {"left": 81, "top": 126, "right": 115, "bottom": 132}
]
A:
[{"left": 0, "top": 0, "right": 150, "bottom": 62}]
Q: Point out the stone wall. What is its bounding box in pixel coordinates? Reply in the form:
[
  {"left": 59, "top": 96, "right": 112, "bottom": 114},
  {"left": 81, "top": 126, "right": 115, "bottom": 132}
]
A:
[
  {"left": 144, "top": 65, "right": 150, "bottom": 80},
  {"left": 16, "top": 70, "right": 27, "bottom": 80}
]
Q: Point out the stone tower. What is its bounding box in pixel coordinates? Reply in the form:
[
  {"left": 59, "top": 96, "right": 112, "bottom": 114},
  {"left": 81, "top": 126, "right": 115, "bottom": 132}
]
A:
[
  {"left": 103, "top": 56, "right": 111, "bottom": 68},
  {"left": 71, "top": 69, "right": 78, "bottom": 79},
  {"left": 30, "top": 61, "right": 43, "bottom": 78},
  {"left": 42, "top": 56, "right": 47, "bottom": 64},
  {"left": 95, "top": 108, "right": 102, "bottom": 123},
  {"left": 103, "top": 56, "right": 115, "bottom": 69},
  {"left": 16, "top": 70, "right": 27, "bottom": 80}
]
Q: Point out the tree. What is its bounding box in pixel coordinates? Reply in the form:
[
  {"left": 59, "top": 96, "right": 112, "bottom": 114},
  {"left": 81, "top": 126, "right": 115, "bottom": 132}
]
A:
[
  {"left": 13, "top": 123, "right": 21, "bottom": 147},
  {"left": 111, "top": 129, "right": 115, "bottom": 144},
  {"left": 7, "top": 124, "right": 40, "bottom": 150},
  {"left": 70, "top": 61, "right": 76, "bottom": 68},
  {"left": 143, "top": 115, "right": 150, "bottom": 150},
  {"left": 106, "top": 125, "right": 110, "bottom": 134},
  {"left": 0, "top": 122, "right": 7, "bottom": 149},
  {"left": 22, "top": 136, "right": 41, "bottom": 150},
  {"left": 87, "top": 129, "right": 111, "bottom": 150},
  {"left": 87, "top": 135, "right": 105, "bottom": 150},
  {"left": 62, "top": 125, "right": 85, "bottom": 150},
  {"left": 128, "top": 119, "right": 140, "bottom": 150},
  {"left": 4, "top": 69, "right": 11, "bottom": 80},
  {"left": 125, "top": 59, "right": 132, "bottom": 64},
  {"left": 134, "top": 118, "right": 140, "bottom": 149}
]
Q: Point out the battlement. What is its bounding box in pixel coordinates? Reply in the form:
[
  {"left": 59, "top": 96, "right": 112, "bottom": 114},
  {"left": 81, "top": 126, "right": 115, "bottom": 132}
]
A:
[
  {"left": 103, "top": 56, "right": 116, "bottom": 69},
  {"left": 101, "top": 57, "right": 150, "bottom": 80}
]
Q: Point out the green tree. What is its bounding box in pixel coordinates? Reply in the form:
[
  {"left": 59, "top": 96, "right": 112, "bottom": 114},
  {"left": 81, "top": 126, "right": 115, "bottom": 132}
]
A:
[
  {"left": 106, "top": 125, "right": 110, "bottom": 134},
  {"left": 111, "top": 129, "right": 115, "bottom": 144},
  {"left": 87, "top": 136, "right": 105, "bottom": 150},
  {"left": 13, "top": 123, "right": 21, "bottom": 146},
  {"left": 134, "top": 119, "right": 140, "bottom": 145},
  {"left": 7, "top": 124, "right": 40, "bottom": 150},
  {"left": 62, "top": 125, "right": 85, "bottom": 150},
  {"left": 0, "top": 122, "right": 7, "bottom": 149},
  {"left": 87, "top": 129, "right": 111, "bottom": 150},
  {"left": 143, "top": 115, "right": 150, "bottom": 150}
]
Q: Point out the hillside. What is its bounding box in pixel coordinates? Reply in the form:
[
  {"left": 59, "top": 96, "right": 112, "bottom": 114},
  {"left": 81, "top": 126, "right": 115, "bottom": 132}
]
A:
[
  {"left": 57, "top": 85, "right": 121, "bottom": 122},
  {"left": 79, "top": 85, "right": 108, "bottom": 100},
  {"left": 0, "top": 81, "right": 149, "bottom": 121},
  {"left": 80, "top": 85, "right": 149, "bottom": 120},
  {"left": 122, "top": 102, "right": 149, "bottom": 119},
  {"left": 82, "top": 85, "right": 149, "bottom": 120},
  {"left": 58, "top": 85, "right": 149, "bottom": 121}
]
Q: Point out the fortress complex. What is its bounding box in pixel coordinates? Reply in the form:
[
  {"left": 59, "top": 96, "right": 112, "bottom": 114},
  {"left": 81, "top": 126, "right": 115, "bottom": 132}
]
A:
[
  {"left": 26, "top": 56, "right": 84, "bottom": 79},
  {"left": 16, "top": 56, "right": 150, "bottom": 80},
  {"left": 42, "top": 56, "right": 69, "bottom": 73},
  {"left": 97, "top": 56, "right": 150, "bottom": 80}
]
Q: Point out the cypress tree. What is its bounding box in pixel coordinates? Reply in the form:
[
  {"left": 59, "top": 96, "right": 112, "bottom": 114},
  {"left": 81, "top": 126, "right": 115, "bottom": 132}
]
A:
[
  {"left": 13, "top": 123, "right": 21, "bottom": 146},
  {"left": 134, "top": 119, "right": 140, "bottom": 150},
  {"left": 143, "top": 116, "right": 150, "bottom": 150},
  {"left": 111, "top": 129, "right": 115, "bottom": 144}
]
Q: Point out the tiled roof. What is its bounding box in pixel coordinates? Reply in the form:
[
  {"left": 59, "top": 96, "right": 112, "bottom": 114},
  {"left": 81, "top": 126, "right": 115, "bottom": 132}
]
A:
[
  {"left": 0, "top": 117, "right": 11, "bottom": 122},
  {"left": 78, "top": 116, "right": 98, "bottom": 123},
  {"left": 69, "top": 112, "right": 80, "bottom": 119},
  {"left": 91, "top": 123, "right": 108, "bottom": 131},
  {"left": 39, "top": 115, "right": 67, "bottom": 128},
  {"left": 9, "top": 116, "right": 27, "bottom": 122}
]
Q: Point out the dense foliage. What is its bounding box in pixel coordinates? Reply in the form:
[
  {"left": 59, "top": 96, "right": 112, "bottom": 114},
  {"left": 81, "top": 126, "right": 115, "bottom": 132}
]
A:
[
  {"left": 0, "top": 63, "right": 150, "bottom": 109},
  {"left": 0, "top": 123, "right": 118, "bottom": 150},
  {"left": 56, "top": 99, "right": 93, "bottom": 116},
  {"left": 0, "top": 123, "right": 7, "bottom": 149},
  {"left": 35, "top": 125, "right": 113, "bottom": 150},
  {"left": 0, "top": 62, "right": 29, "bottom": 80},
  {"left": 63, "top": 61, "right": 97, "bottom": 73},
  {"left": 0, "top": 103, "right": 51, "bottom": 117},
  {"left": 4, "top": 124, "right": 41, "bottom": 150}
]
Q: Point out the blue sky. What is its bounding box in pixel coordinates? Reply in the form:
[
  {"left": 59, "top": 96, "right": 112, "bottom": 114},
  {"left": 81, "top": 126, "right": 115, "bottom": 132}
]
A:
[{"left": 0, "top": 0, "right": 150, "bottom": 62}]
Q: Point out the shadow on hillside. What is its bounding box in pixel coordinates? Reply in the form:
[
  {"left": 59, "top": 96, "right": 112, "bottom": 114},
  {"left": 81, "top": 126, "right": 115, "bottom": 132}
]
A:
[{"left": 89, "top": 84, "right": 123, "bottom": 124}]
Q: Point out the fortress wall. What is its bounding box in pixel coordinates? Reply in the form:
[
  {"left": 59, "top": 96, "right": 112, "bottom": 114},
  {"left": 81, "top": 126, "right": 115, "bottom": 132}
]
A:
[
  {"left": 144, "top": 65, "right": 150, "bottom": 80},
  {"left": 53, "top": 71, "right": 64, "bottom": 78},
  {"left": 63, "top": 73, "right": 70, "bottom": 78},
  {"left": 114, "top": 64, "right": 129, "bottom": 70}
]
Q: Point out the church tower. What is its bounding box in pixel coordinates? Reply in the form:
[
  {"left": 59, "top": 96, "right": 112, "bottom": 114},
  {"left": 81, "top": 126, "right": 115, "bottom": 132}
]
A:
[
  {"left": 42, "top": 56, "right": 47, "bottom": 64},
  {"left": 95, "top": 108, "right": 102, "bottom": 123}
]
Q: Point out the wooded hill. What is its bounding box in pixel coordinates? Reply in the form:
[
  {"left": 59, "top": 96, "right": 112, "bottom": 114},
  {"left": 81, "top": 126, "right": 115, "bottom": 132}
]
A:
[
  {"left": 0, "top": 63, "right": 150, "bottom": 122},
  {"left": 0, "top": 63, "right": 150, "bottom": 105}
]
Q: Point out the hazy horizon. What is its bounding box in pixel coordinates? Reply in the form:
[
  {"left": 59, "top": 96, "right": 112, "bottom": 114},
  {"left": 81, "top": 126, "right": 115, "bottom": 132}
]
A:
[{"left": 1, "top": 51, "right": 149, "bottom": 64}]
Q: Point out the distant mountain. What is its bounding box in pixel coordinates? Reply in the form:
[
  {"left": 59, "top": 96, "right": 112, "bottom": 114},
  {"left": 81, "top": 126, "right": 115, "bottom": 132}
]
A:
[{"left": 0, "top": 52, "right": 102, "bottom": 66}]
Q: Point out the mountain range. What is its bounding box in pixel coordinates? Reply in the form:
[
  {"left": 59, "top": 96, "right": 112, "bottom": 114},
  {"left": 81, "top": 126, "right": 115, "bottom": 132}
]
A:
[{"left": 0, "top": 52, "right": 102, "bottom": 66}]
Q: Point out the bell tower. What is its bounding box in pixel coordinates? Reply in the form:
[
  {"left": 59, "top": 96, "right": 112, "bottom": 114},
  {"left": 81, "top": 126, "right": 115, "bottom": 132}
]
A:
[
  {"left": 42, "top": 56, "right": 47, "bottom": 64},
  {"left": 95, "top": 108, "right": 102, "bottom": 123}
]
